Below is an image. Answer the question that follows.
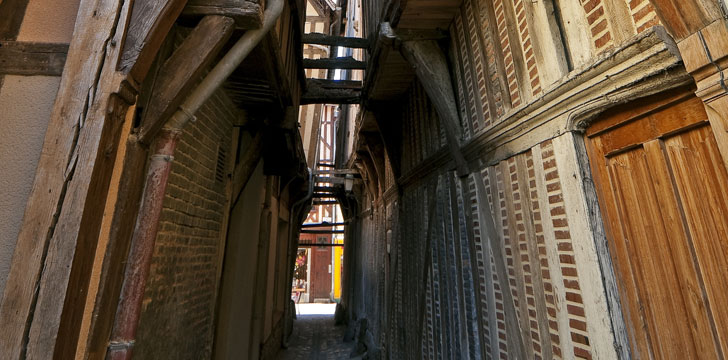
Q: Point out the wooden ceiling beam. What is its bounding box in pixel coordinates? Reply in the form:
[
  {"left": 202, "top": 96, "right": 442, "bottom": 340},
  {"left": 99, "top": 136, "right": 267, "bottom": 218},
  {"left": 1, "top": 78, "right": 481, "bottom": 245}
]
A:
[
  {"left": 302, "top": 33, "right": 369, "bottom": 48},
  {"left": 303, "top": 56, "right": 366, "bottom": 69},
  {"left": 181, "top": 0, "right": 263, "bottom": 29}
]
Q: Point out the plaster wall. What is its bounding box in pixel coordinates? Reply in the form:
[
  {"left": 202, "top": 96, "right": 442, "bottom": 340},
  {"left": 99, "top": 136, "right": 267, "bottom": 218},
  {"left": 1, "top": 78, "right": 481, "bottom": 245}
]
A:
[
  {"left": 0, "top": 76, "right": 59, "bottom": 296},
  {"left": 0, "top": 0, "right": 80, "bottom": 298}
]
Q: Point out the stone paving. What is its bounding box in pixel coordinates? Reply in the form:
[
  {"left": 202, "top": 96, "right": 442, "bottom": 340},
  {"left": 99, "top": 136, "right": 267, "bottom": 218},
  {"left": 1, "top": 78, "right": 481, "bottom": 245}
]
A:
[{"left": 277, "top": 314, "right": 355, "bottom": 360}]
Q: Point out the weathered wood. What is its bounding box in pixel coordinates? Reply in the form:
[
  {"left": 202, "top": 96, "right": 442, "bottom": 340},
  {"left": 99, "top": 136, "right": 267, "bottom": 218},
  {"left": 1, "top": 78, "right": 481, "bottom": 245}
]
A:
[
  {"left": 119, "top": 0, "right": 189, "bottom": 82},
  {"left": 301, "top": 86, "right": 361, "bottom": 104},
  {"left": 302, "top": 33, "right": 369, "bottom": 48},
  {"left": 138, "top": 15, "right": 235, "bottom": 144},
  {"left": 307, "top": 78, "right": 362, "bottom": 89},
  {"left": 397, "top": 38, "right": 468, "bottom": 177},
  {"left": 648, "top": 0, "right": 721, "bottom": 40},
  {"left": 585, "top": 90, "right": 728, "bottom": 358},
  {"left": 302, "top": 56, "right": 367, "bottom": 69},
  {"left": 182, "top": 0, "right": 263, "bottom": 29},
  {"left": 84, "top": 139, "right": 149, "bottom": 360},
  {"left": 0, "top": 41, "right": 69, "bottom": 76},
  {"left": 0, "top": 0, "right": 30, "bottom": 40},
  {"left": 0, "top": 0, "right": 138, "bottom": 357}
]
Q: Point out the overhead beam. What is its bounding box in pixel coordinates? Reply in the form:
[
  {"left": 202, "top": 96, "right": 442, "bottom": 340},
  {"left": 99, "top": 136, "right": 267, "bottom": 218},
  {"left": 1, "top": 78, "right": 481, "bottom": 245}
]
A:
[
  {"left": 0, "top": 41, "right": 68, "bottom": 76},
  {"left": 303, "top": 56, "right": 366, "bottom": 69},
  {"left": 138, "top": 15, "right": 235, "bottom": 144},
  {"left": 308, "top": 78, "right": 362, "bottom": 89},
  {"left": 298, "top": 243, "right": 345, "bottom": 247},
  {"left": 302, "top": 33, "right": 369, "bottom": 48},
  {"left": 300, "top": 230, "right": 345, "bottom": 234},
  {"left": 312, "top": 200, "right": 339, "bottom": 205},
  {"left": 302, "top": 87, "right": 361, "bottom": 104},
  {"left": 181, "top": 0, "right": 263, "bottom": 29},
  {"left": 301, "top": 222, "right": 346, "bottom": 228}
]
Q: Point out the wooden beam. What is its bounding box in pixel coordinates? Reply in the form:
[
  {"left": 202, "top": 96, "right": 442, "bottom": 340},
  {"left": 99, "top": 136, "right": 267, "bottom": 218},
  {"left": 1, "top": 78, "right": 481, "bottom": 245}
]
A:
[
  {"left": 0, "top": 0, "right": 188, "bottom": 358},
  {"left": 397, "top": 38, "right": 469, "bottom": 177},
  {"left": 0, "top": 0, "right": 30, "bottom": 40},
  {"left": 302, "top": 56, "right": 367, "bottom": 69},
  {"left": 0, "top": 41, "right": 68, "bottom": 76},
  {"left": 0, "top": 1, "right": 137, "bottom": 349},
  {"left": 301, "top": 87, "right": 361, "bottom": 104},
  {"left": 307, "top": 78, "right": 362, "bottom": 89},
  {"left": 138, "top": 15, "right": 235, "bottom": 144},
  {"left": 302, "top": 33, "right": 369, "bottom": 48},
  {"left": 119, "top": 0, "right": 189, "bottom": 83},
  {"left": 298, "top": 243, "right": 344, "bottom": 247},
  {"left": 182, "top": 0, "right": 263, "bottom": 29},
  {"left": 301, "top": 222, "right": 346, "bottom": 228}
]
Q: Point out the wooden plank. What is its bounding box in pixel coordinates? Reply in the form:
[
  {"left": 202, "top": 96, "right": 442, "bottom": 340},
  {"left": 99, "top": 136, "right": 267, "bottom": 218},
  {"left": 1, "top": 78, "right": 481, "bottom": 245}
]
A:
[
  {"left": 0, "top": 41, "right": 68, "bottom": 76},
  {"left": 119, "top": 0, "right": 189, "bottom": 82},
  {"left": 302, "top": 33, "right": 369, "bottom": 48},
  {"left": 302, "top": 56, "right": 367, "bottom": 69},
  {"left": 585, "top": 90, "right": 728, "bottom": 358},
  {"left": 663, "top": 127, "right": 728, "bottom": 356},
  {"left": 182, "top": 0, "right": 263, "bottom": 29},
  {"left": 138, "top": 15, "right": 235, "bottom": 144}
]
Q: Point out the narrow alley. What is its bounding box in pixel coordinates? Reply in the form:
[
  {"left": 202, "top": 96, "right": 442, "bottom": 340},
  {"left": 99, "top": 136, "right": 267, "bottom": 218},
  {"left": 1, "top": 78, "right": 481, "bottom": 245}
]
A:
[{"left": 1, "top": 0, "right": 728, "bottom": 359}]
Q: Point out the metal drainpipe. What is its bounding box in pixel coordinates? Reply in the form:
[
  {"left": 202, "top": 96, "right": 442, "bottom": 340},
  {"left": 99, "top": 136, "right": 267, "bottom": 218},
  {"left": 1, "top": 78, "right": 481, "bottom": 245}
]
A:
[{"left": 107, "top": 1, "right": 285, "bottom": 358}]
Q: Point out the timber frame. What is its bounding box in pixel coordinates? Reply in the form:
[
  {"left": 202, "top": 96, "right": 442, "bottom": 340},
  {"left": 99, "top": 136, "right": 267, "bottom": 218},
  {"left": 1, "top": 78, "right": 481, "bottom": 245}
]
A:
[{"left": 0, "top": 0, "right": 309, "bottom": 358}]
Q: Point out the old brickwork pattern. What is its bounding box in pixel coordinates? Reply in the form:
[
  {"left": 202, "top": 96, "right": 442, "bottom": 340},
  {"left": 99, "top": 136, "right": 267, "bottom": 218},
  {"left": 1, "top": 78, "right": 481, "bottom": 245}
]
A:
[{"left": 134, "top": 88, "right": 235, "bottom": 359}]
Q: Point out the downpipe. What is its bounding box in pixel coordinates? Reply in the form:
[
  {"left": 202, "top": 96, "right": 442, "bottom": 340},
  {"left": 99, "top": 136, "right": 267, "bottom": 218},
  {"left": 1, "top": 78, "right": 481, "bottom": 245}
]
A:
[{"left": 107, "top": 0, "right": 285, "bottom": 358}]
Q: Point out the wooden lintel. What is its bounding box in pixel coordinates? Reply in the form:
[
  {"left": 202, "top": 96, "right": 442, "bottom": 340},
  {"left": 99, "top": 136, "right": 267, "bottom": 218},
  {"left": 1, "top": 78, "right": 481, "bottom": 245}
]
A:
[
  {"left": 302, "top": 33, "right": 369, "bottom": 48},
  {"left": 0, "top": 41, "right": 68, "bottom": 76},
  {"left": 138, "top": 15, "right": 235, "bottom": 144},
  {"left": 302, "top": 56, "right": 366, "bottom": 69},
  {"left": 182, "top": 0, "right": 263, "bottom": 29}
]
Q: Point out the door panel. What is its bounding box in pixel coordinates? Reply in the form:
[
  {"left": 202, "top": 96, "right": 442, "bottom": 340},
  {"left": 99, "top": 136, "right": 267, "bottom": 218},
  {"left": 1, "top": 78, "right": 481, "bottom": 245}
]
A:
[{"left": 585, "top": 88, "right": 728, "bottom": 359}]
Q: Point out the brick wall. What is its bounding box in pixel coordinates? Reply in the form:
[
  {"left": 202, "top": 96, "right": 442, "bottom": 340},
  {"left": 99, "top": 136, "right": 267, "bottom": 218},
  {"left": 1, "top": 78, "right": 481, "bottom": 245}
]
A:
[{"left": 134, "top": 88, "right": 235, "bottom": 359}]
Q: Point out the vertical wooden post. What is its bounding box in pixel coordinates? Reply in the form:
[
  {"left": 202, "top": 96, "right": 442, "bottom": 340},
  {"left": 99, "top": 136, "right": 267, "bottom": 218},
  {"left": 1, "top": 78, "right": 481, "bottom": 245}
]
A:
[{"left": 0, "top": 0, "right": 190, "bottom": 357}]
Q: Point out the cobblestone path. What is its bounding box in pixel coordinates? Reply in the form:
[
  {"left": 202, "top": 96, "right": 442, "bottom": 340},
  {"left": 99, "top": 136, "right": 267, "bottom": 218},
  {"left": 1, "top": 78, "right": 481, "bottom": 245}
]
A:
[{"left": 277, "top": 315, "right": 354, "bottom": 360}]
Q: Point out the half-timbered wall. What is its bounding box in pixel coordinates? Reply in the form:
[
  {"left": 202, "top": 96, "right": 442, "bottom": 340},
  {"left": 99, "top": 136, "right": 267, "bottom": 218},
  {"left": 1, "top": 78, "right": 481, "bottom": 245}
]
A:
[
  {"left": 449, "top": 0, "right": 664, "bottom": 139},
  {"left": 349, "top": 69, "right": 626, "bottom": 358},
  {"left": 0, "top": 0, "right": 80, "bottom": 297}
]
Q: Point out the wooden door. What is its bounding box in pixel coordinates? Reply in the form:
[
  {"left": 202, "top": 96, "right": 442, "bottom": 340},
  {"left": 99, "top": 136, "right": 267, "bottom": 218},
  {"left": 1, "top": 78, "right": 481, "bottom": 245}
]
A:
[{"left": 585, "top": 88, "right": 728, "bottom": 359}]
